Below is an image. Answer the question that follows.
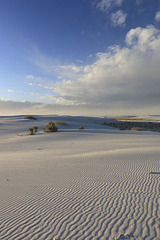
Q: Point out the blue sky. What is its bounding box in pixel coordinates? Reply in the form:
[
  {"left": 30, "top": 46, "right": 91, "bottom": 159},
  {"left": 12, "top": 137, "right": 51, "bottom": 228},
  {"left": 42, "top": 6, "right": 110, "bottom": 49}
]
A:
[{"left": 0, "top": 0, "right": 160, "bottom": 115}]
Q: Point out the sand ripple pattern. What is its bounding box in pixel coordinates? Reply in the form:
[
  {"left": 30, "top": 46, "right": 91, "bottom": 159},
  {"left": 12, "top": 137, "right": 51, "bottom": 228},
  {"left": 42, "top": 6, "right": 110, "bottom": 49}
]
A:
[{"left": 0, "top": 148, "right": 160, "bottom": 240}]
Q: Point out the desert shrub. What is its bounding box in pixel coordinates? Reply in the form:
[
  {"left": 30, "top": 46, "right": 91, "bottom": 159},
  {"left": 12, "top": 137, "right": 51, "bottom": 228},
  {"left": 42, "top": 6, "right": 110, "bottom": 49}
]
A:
[
  {"left": 29, "top": 128, "right": 34, "bottom": 135},
  {"left": 33, "top": 126, "right": 38, "bottom": 133},
  {"left": 54, "top": 121, "right": 69, "bottom": 126},
  {"left": 79, "top": 125, "right": 85, "bottom": 130},
  {"left": 46, "top": 122, "right": 58, "bottom": 132},
  {"left": 24, "top": 116, "right": 37, "bottom": 120}
]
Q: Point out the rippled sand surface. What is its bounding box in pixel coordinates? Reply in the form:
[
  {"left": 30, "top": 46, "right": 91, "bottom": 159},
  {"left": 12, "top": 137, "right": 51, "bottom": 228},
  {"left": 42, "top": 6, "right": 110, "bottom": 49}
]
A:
[{"left": 0, "top": 115, "right": 160, "bottom": 240}]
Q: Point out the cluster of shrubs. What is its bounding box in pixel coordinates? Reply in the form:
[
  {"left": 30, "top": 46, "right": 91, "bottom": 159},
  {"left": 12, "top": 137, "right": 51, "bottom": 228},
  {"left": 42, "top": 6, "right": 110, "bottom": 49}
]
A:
[
  {"left": 29, "top": 126, "right": 38, "bottom": 135},
  {"left": 45, "top": 122, "right": 58, "bottom": 132},
  {"left": 103, "top": 121, "right": 160, "bottom": 132},
  {"left": 29, "top": 122, "right": 58, "bottom": 135},
  {"left": 26, "top": 116, "right": 85, "bottom": 135}
]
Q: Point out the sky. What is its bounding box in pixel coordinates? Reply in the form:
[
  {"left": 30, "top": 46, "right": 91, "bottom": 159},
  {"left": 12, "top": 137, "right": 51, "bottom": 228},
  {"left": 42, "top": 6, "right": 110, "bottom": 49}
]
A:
[{"left": 0, "top": 0, "right": 160, "bottom": 116}]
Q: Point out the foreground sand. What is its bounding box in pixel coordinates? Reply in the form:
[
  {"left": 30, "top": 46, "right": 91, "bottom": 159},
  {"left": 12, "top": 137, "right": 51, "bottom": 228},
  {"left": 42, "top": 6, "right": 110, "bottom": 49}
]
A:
[{"left": 0, "top": 115, "right": 160, "bottom": 240}]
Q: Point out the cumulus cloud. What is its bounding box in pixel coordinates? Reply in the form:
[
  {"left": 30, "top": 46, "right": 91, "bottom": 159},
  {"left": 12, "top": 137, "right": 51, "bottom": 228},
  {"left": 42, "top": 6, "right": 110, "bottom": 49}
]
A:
[
  {"left": 110, "top": 10, "right": 127, "bottom": 27},
  {"left": 96, "top": 0, "right": 124, "bottom": 13},
  {"left": 51, "top": 25, "right": 160, "bottom": 112},
  {"left": 25, "top": 25, "right": 160, "bottom": 115},
  {"left": 155, "top": 11, "right": 160, "bottom": 22},
  {"left": 125, "top": 25, "right": 160, "bottom": 49}
]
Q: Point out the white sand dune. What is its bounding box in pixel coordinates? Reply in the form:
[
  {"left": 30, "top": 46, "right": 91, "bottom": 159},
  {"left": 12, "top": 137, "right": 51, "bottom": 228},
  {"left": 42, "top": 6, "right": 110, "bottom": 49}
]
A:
[{"left": 0, "top": 115, "right": 160, "bottom": 240}]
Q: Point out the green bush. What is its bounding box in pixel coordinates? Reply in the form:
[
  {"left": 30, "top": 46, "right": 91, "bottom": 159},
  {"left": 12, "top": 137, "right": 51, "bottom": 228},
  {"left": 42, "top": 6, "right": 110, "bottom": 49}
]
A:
[
  {"left": 29, "top": 128, "right": 34, "bottom": 135},
  {"left": 33, "top": 126, "right": 38, "bottom": 133},
  {"left": 46, "top": 122, "right": 58, "bottom": 132},
  {"left": 79, "top": 125, "right": 85, "bottom": 130}
]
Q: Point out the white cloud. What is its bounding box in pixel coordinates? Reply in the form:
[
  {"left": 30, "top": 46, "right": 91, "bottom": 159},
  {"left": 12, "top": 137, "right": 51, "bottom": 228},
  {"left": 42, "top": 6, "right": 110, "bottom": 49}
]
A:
[
  {"left": 37, "top": 83, "right": 53, "bottom": 90},
  {"left": 51, "top": 25, "right": 160, "bottom": 112},
  {"left": 97, "top": 0, "right": 124, "bottom": 12},
  {"left": 25, "top": 25, "right": 160, "bottom": 115},
  {"left": 59, "top": 64, "right": 82, "bottom": 73},
  {"left": 125, "top": 25, "right": 160, "bottom": 50},
  {"left": 95, "top": 1, "right": 127, "bottom": 27},
  {"left": 110, "top": 10, "right": 127, "bottom": 27},
  {"left": 155, "top": 11, "right": 160, "bottom": 22},
  {"left": 57, "top": 64, "right": 84, "bottom": 80}
]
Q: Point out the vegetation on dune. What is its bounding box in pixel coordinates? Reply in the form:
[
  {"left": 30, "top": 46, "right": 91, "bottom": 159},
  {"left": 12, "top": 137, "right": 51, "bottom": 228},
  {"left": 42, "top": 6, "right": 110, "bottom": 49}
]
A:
[
  {"left": 103, "top": 121, "right": 160, "bottom": 132},
  {"left": 24, "top": 116, "right": 37, "bottom": 120},
  {"left": 33, "top": 126, "right": 38, "bottom": 133},
  {"left": 79, "top": 125, "right": 85, "bottom": 130},
  {"left": 29, "top": 128, "right": 34, "bottom": 135},
  {"left": 28, "top": 122, "right": 58, "bottom": 136},
  {"left": 45, "top": 122, "right": 58, "bottom": 132}
]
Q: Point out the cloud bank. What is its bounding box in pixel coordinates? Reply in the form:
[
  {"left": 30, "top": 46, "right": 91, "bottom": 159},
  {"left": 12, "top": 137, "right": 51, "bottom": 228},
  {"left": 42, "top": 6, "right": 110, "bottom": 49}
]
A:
[
  {"left": 0, "top": 100, "right": 106, "bottom": 116},
  {"left": 52, "top": 25, "right": 160, "bottom": 112}
]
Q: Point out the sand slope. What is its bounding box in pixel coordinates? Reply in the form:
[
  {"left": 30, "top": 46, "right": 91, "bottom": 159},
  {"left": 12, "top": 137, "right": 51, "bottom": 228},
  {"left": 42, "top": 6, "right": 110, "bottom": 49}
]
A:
[{"left": 0, "top": 115, "right": 160, "bottom": 240}]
